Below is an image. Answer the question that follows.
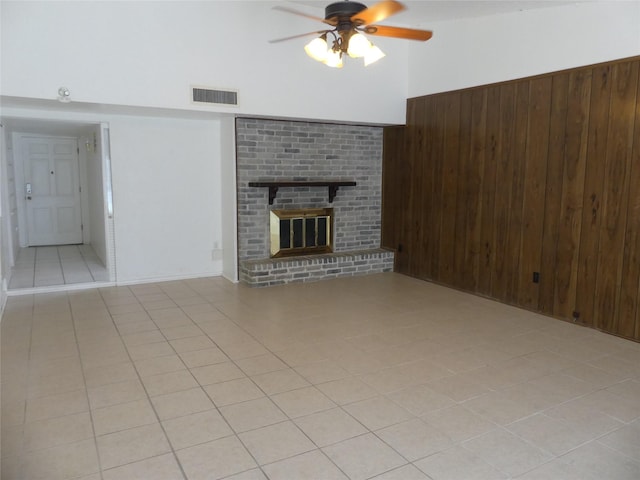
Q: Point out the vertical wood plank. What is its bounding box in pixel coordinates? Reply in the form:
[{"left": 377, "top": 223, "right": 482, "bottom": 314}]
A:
[
  {"left": 491, "top": 83, "right": 516, "bottom": 300},
  {"left": 477, "top": 86, "right": 501, "bottom": 296},
  {"left": 505, "top": 81, "right": 529, "bottom": 303},
  {"left": 466, "top": 89, "right": 488, "bottom": 291},
  {"left": 454, "top": 90, "right": 473, "bottom": 288},
  {"left": 426, "top": 96, "right": 446, "bottom": 280},
  {"left": 406, "top": 98, "right": 427, "bottom": 278},
  {"left": 518, "top": 77, "right": 552, "bottom": 309},
  {"left": 538, "top": 73, "right": 569, "bottom": 314},
  {"left": 594, "top": 61, "right": 638, "bottom": 334},
  {"left": 553, "top": 69, "right": 592, "bottom": 319},
  {"left": 381, "top": 125, "right": 407, "bottom": 271},
  {"left": 439, "top": 93, "right": 461, "bottom": 284},
  {"left": 575, "top": 65, "right": 612, "bottom": 328},
  {"left": 606, "top": 61, "right": 640, "bottom": 337},
  {"left": 414, "top": 97, "right": 434, "bottom": 279}
]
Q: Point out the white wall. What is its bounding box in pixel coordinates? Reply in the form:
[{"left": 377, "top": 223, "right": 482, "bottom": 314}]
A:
[
  {"left": 220, "top": 117, "right": 238, "bottom": 282},
  {"left": 0, "top": 125, "right": 8, "bottom": 310},
  {"left": 408, "top": 1, "right": 640, "bottom": 97},
  {"left": 108, "top": 115, "right": 223, "bottom": 283},
  {"left": 84, "top": 125, "right": 107, "bottom": 265},
  {"left": 0, "top": 0, "right": 409, "bottom": 125}
]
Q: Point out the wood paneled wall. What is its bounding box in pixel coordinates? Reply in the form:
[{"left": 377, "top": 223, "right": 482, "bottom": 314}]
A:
[{"left": 382, "top": 56, "right": 640, "bottom": 341}]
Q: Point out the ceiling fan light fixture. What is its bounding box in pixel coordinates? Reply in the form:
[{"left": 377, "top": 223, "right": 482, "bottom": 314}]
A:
[
  {"left": 304, "top": 34, "right": 329, "bottom": 62},
  {"left": 324, "top": 49, "right": 343, "bottom": 68},
  {"left": 363, "top": 44, "right": 385, "bottom": 66},
  {"left": 347, "top": 32, "right": 370, "bottom": 58}
]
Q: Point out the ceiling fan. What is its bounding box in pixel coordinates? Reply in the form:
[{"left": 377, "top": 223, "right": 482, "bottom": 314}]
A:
[{"left": 270, "top": 0, "right": 433, "bottom": 67}]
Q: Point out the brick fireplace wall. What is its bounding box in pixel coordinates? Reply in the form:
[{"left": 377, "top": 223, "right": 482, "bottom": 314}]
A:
[{"left": 236, "top": 117, "right": 393, "bottom": 286}]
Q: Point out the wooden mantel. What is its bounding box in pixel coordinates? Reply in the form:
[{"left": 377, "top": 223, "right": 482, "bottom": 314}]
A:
[{"left": 248, "top": 181, "right": 357, "bottom": 205}]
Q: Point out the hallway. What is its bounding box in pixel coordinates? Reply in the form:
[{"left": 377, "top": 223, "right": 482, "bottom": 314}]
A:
[{"left": 8, "top": 245, "right": 110, "bottom": 290}]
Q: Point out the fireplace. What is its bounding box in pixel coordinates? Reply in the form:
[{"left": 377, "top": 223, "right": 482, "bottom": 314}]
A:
[
  {"left": 236, "top": 117, "right": 394, "bottom": 286},
  {"left": 270, "top": 208, "right": 333, "bottom": 257}
]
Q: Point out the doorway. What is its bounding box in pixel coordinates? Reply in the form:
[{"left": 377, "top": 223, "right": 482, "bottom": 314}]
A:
[
  {"left": 1, "top": 119, "right": 116, "bottom": 292},
  {"left": 21, "top": 135, "right": 83, "bottom": 246}
]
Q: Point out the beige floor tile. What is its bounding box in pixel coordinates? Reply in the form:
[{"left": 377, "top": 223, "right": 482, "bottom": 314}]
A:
[
  {"left": 203, "top": 377, "right": 265, "bottom": 407},
  {"left": 371, "top": 464, "right": 430, "bottom": 479},
  {"left": 176, "top": 435, "right": 257, "bottom": 480},
  {"left": 262, "top": 449, "right": 348, "bottom": 480},
  {"left": 219, "top": 468, "right": 268, "bottom": 480},
  {"left": 190, "top": 361, "right": 246, "bottom": 386},
  {"left": 122, "top": 330, "right": 167, "bottom": 347},
  {"left": 544, "top": 397, "right": 624, "bottom": 438},
  {"left": 83, "top": 361, "right": 138, "bottom": 389},
  {"left": 169, "top": 335, "right": 216, "bottom": 353},
  {"left": 323, "top": 433, "right": 407, "bottom": 480},
  {"left": 162, "top": 409, "right": 233, "bottom": 450},
  {"left": 178, "top": 347, "right": 230, "bottom": 368},
  {"left": 421, "top": 404, "right": 497, "bottom": 443},
  {"left": 115, "top": 319, "right": 158, "bottom": 336},
  {"left": 463, "top": 428, "right": 553, "bottom": 477},
  {"left": 251, "top": 368, "right": 310, "bottom": 395},
  {"left": 23, "top": 412, "right": 94, "bottom": 452},
  {"left": 414, "top": 445, "right": 508, "bottom": 480},
  {"left": 220, "top": 340, "right": 271, "bottom": 360},
  {"left": 598, "top": 420, "right": 640, "bottom": 462},
  {"left": 127, "top": 341, "right": 175, "bottom": 361},
  {"left": 316, "top": 377, "right": 378, "bottom": 405},
  {"left": 92, "top": 398, "right": 157, "bottom": 435},
  {"left": 462, "top": 390, "right": 539, "bottom": 425},
  {"left": 102, "top": 453, "right": 184, "bottom": 480},
  {"left": 271, "top": 386, "right": 336, "bottom": 418},
  {"left": 25, "top": 388, "right": 89, "bottom": 423},
  {"left": 507, "top": 413, "right": 596, "bottom": 456},
  {"left": 238, "top": 421, "right": 316, "bottom": 465},
  {"left": 552, "top": 441, "right": 640, "bottom": 479},
  {"left": 387, "top": 383, "right": 455, "bottom": 416},
  {"left": 235, "top": 353, "right": 288, "bottom": 376},
  {"left": 343, "top": 395, "right": 413, "bottom": 431},
  {"left": 2, "top": 424, "right": 24, "bottom": 458},
  {"left": 134, "top": 354, "right": 186, "bottom": 377},
  {"left": 161, "top": 324, "right": 203, "bottom": 340},
  {"left": 21, "top": 438, "right": 99, "bottom": 480},
  {"left": 294, "top": 407, "right": 368, "bottom": 447},
  {"left": 97, "top": 422, "right": 171, "bottom": 469},
  {"left": 150, "top": 387, "right": 214, "bottom": 420},
  {"left": 220, "top": 397, "right": 287, "bottom": 433},
  {"left": 376, "top": 418, "right": 452, "bottom": 461},
  {"left": 87, "top": 378, "right": 147, "bottom": 409},
  {"left": 294, "top": 360, "right": 351, "bottom": 384},
  {"left": 141, "top": 369, "right": 198, "bottom": 397}
]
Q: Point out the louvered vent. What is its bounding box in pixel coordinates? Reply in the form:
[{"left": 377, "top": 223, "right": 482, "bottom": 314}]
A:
[{"left": 192, "top": 87, "right": 238, "bottom": 106}]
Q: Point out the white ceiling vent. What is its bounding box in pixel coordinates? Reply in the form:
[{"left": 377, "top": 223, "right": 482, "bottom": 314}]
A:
[{"left": 191, "top": 86, "right": 238, "bottom": 106}]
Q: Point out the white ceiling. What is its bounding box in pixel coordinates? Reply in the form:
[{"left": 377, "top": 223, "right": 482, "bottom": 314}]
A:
[{"left": 292, "top": 0, "right": 585, "bottom": 25}]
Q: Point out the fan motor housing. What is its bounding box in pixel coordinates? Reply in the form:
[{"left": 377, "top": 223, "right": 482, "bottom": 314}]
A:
[{"left": 325, "top": 1, "right": 367, "bottom": 20}]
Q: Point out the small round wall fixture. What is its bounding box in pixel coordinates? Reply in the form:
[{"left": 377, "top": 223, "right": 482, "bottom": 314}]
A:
[{"left": 57, "top": 87, "right": 71, "bottom": 103}]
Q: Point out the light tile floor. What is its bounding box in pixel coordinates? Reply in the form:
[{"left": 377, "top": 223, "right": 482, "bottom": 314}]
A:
[
  {"left": 8, "top": 245, "right": 110, "bottom": 290},
  {"left": 1, "top": 273, "right": 640, "bottom": 479}
]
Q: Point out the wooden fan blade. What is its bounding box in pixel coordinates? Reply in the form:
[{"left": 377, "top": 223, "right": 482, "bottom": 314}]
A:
[
  {"left": 365, "top": 25, "right": 433, "bottom": 41},
  {"left": 273, "top": 5, "right": 337, "bottom": 26},
  {"left": 269, "top": 30, "right": 329, "bottom": 43},
  {"left": 351, "top": 0, "right": 405, "bottom": 26}
]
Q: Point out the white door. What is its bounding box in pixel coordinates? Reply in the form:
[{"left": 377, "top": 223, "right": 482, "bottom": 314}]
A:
[{"left": 23, "top": 136, "right": 83, "bottom": 246}]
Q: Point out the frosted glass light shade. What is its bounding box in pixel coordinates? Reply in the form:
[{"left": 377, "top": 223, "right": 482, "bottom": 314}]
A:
[
  {"left": 347, "top": 33, "right": 370, "bottom": 58},
  {"left": 304, "top": 37, "right": 328, "bottom": 62},
  {"left": 324, "top": 49, "right": 343, "bottom": 68},
  {"left": 364, "top": 45, "right": 385, "bottom": 66}
]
